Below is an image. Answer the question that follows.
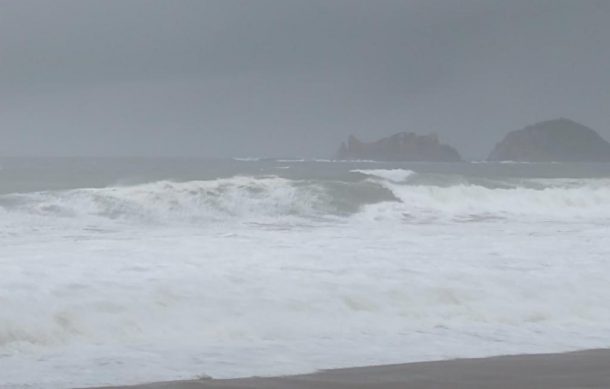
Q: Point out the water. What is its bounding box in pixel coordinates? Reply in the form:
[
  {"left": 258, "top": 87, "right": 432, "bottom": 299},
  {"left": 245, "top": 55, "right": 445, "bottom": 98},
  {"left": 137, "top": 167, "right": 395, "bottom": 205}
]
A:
[{"left": 1, "top": 158, "right": 610, "bottom": 388}]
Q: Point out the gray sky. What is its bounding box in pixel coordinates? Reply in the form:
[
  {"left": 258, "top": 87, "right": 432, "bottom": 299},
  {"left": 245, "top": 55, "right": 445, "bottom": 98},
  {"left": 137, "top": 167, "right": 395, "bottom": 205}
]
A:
[{"left": 1, "top": 0, "right": 609, "bottom": 158}]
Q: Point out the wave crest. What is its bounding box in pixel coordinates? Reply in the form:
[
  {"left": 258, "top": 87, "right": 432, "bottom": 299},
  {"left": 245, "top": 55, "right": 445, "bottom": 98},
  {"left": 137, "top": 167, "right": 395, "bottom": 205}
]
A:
[
  {"left": 361, "top": 180, "right": 610, "bottom": 222},
  {"left": 1, "top": 172, "right": 610, "bottom": 226},
  {"left": 0, "top": 176, "right": 335, "bottom": 224},
  {"left": 351, "top": 169, "right": 416, "bottom": 183}
]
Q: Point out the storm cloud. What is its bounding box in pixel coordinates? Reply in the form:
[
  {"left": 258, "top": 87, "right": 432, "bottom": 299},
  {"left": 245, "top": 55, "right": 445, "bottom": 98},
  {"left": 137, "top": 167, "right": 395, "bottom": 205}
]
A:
[{"left": 1, "top": 0, "right": 609, "bottom": 158}]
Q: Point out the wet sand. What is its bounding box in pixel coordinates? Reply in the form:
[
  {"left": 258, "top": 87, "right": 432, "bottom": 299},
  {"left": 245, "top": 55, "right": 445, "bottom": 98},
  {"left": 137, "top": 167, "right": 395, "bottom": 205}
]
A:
[{"left": 93, "top": 349, "right": 610, "bottom": 389}]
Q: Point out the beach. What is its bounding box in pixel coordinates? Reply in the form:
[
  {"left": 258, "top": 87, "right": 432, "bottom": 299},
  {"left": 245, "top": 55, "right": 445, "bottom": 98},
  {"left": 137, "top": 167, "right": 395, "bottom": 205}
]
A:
[{"left": 93, "top": 349, "right": 610, "bottom": 389}]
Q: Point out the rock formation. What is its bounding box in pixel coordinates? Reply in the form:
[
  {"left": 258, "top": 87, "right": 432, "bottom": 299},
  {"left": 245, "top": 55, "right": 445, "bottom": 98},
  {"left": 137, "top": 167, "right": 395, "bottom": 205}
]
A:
[
  {"left": 336, "top": 132, "right": 461, "bottom": 162},
  {"left": 488, "top": 118, "right": 610, "bottom": 162}
]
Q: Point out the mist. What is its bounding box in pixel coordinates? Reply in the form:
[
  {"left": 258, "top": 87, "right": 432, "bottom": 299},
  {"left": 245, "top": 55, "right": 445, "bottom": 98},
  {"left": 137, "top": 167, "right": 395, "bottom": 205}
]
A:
[
  {"left": 1, "top": 0, "right": 609, "bottom": 158},
  {"left": 4, "top": 3, "right": 610, "bottom": 387}
]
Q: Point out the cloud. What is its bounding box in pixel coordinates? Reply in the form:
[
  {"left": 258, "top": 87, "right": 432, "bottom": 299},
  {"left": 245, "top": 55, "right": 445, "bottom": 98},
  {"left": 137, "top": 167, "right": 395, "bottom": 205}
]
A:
[{"left": 1, "top": 0, "right": 609, "bottom": 157}]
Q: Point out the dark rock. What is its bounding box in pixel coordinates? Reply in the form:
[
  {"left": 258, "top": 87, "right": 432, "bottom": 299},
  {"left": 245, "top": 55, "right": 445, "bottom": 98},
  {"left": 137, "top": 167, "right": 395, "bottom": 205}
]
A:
[
  {"left": 336, "top": 132, "right": 462, "bottom": 162},
  {"left": 488, "top": 118, "right": 610, "bottom": 162}
]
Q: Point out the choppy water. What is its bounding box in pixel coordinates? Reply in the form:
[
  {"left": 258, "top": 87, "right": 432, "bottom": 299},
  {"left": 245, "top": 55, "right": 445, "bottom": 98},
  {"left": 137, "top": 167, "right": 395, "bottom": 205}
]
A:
[{"left": 1, "top": 158, "right": 610, "bottom": 388}]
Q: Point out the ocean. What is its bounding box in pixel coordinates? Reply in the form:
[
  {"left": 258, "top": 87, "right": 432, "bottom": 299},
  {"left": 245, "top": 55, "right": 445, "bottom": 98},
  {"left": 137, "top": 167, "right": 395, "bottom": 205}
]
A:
[{"left": 1, "top": 157, "right": 609, "bottom": 388}]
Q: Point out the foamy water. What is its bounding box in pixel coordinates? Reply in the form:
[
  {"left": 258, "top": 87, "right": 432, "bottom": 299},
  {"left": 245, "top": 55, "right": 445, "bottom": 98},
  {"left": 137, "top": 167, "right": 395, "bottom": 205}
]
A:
[{"left": 1, "top": 159, "right": 610, "bottom": 388}]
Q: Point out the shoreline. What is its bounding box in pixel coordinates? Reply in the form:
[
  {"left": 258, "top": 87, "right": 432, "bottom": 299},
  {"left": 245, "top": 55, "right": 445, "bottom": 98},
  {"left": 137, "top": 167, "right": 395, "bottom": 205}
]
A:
[{"left": 90, "top": 349, "right": 610, "bottom": 389}]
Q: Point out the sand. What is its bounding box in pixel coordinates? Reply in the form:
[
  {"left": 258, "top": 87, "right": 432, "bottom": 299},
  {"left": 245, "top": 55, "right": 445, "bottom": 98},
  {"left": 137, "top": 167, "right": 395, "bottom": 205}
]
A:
[{"left": 91, "top": 349, "right": 610, "bottom": 389}]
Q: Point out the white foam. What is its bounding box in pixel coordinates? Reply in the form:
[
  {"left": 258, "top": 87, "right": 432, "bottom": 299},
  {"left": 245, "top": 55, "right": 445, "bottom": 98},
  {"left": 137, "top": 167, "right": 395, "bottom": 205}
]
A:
[
  {"left": 0, "top": 177, "right": 332, "bottom": 226},
  {"left": 375, "top": 182, "right": 610, "bottom": 222},
  {"left": 2, "top": 219, "right": 610, "bottom": 388},
  {"left": 2, "top": 175, "right": 610, "bottom": 232},
  {"left": 2, "top": 175, "right": 610, "bottom": 388},
  {"left": 351, "top": 169, "right": 416, "bottom": 183},
  {"left": 2, "top": 176, "right": 610, "bottom": 228}
]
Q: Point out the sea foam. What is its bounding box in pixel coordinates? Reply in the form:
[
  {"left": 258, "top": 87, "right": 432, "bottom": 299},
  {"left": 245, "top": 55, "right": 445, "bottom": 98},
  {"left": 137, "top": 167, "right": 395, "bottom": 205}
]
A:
[
  {"left": 1, "top": 169, "right": 610, "bottom": 388},
  {"left": 1, "top": 173, "right": 609, "bottom": 226}
]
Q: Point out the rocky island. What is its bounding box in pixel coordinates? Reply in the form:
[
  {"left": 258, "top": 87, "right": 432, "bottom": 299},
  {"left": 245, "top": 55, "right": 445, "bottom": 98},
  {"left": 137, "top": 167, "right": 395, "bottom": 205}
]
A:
[
  {"left": 488, "top": 118, "right": 610, "bottom": 162},
  {"left": 336, "top": 132, "right": 462, "bottom": 162}
]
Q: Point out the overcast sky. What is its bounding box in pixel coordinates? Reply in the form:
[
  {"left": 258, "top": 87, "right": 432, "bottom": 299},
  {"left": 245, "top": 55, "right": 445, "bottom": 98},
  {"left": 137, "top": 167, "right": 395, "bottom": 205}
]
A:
[{"left": 1, "top": 0, "right": 609, "bottom": 158}]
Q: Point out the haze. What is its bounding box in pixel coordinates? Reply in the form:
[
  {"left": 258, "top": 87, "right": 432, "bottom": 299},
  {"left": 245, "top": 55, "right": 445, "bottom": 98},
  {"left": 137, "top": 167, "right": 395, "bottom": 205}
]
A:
[{"left": 1, "top": 0, "right": 609, "bottom": 159}]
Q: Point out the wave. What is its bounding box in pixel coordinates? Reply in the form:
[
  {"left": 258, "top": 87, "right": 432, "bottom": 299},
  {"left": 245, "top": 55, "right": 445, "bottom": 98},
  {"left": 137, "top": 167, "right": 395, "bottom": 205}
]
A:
[
  {"left": 0, "top": 177, "right": 338, "bottom": 225},
  {"left": 360, "top": 178, "right": 610, "bottom": 223},
  {"left": 1, "top": 172, "right": 609, "bottom": 226},
  {"left": 351, "top": 169, "right": 416, "bottom": 183},
  {"left": 274, "top": 159, "right": 380, "bottom": 163},
  {"left": 232, "top": 157, "right": 262, "bottom": 162}
]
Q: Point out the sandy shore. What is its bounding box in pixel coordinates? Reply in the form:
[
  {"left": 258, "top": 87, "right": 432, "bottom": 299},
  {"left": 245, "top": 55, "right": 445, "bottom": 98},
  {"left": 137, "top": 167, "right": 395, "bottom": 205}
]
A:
[{"left": 91, "top": 349, "right": 610, "bottom": 389}]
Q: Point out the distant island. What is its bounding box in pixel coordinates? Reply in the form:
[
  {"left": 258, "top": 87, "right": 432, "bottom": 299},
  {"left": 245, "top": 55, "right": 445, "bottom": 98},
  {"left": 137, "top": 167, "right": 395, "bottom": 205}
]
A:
[
  {"left": 488, "top": 118, "right": 610, "bottom": 162},
  {"left": 336, "top": 132, "right": 462, "bottom": 162},
  {"left": 335, "top": 119, "right": 610, "bottom": 163}
]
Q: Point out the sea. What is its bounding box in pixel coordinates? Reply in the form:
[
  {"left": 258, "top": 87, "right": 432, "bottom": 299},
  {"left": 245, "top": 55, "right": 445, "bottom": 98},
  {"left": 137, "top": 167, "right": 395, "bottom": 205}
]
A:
[{"left": 1, "top": 157, "right": 609, "bottom": 388}]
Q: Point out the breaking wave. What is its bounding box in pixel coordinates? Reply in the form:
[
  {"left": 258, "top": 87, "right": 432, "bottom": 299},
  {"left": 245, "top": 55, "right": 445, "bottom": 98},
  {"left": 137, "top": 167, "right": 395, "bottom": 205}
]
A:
[
  {"left": 0, "top": 176, "right": 339, "bottom": 225},
  {"left": 351, "top": 168, "right": 416, "bottom": 183},
  {"left": 2, "top": 166, "right": 610, "bottom": 387},
  {"left": 362, "top": 182, "right": 610, "bottom": 223},
  {"left": 1, "top": 171, "right": 609, "bottom": 226}
]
